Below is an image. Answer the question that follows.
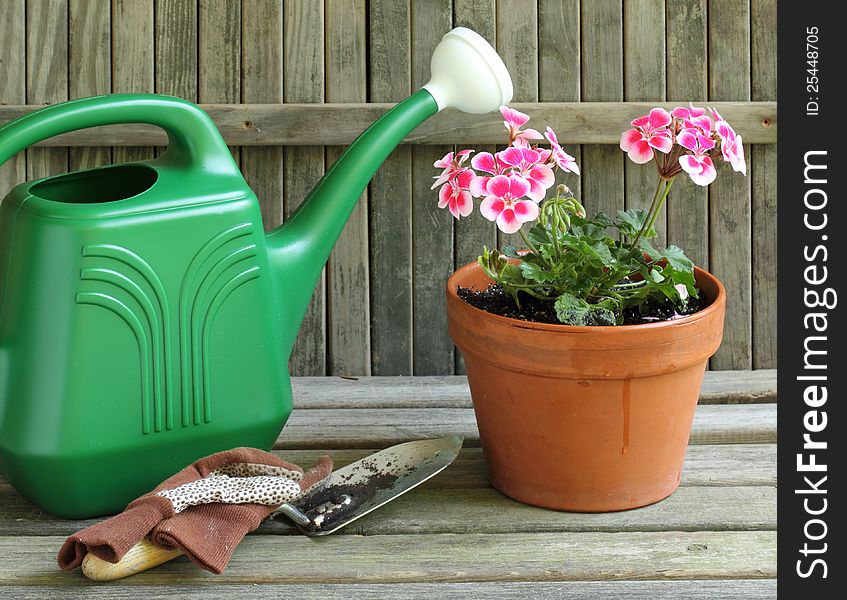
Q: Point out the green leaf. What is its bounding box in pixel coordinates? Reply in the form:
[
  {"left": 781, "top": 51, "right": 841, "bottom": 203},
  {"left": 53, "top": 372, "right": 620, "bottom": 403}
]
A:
[
  {"left": 554, "top": 293, "right": 617, "bottom": 326},
  {"left": 616, "top": 209, "right": 654, "bottom": 238},
  {"left": 662, "top": 245, "right": 694, "bottom": 272},
  {"left": 649, "top": 267, "right": 665, "bottom": 283},
  {"left": 519, "top": 261, "right": 555, "bottom": 282}
]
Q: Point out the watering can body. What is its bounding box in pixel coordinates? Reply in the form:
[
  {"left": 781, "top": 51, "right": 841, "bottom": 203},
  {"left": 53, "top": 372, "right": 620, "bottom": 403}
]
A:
[{"left": 0, "top": 27, "right": 512, "bottom": 518}]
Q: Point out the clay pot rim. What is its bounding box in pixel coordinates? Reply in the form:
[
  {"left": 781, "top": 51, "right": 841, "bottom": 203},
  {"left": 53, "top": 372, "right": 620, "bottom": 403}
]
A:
[{"left": 446, "top": 260, "right": 726, "bottom": 334}]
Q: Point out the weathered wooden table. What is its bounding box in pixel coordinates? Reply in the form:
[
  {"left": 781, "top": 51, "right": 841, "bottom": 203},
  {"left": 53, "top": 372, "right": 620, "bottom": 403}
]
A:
[{"left": 1, "top": 370, "right": 776, "bottom": 598}]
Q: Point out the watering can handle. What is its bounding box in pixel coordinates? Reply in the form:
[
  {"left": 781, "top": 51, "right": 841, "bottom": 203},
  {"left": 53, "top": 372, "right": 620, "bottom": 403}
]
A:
[{"left": 0, "top": 94, "right": 239, "bottom": 177}]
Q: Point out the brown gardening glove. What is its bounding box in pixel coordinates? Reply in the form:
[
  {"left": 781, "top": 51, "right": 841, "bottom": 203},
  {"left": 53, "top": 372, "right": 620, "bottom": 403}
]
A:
[{"left": 57, "top": 447, "right": 333, "bottom": 573}]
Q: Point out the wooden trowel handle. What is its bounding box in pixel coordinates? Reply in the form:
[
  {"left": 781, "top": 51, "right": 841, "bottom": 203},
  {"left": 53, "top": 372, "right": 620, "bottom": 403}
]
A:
[{"left": 81, "top": 539, "right": 183, "bottom": 581}]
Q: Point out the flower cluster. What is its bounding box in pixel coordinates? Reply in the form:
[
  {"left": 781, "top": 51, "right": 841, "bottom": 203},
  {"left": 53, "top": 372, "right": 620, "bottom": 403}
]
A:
[
  {"left": 620, "top": 103, "right": 746, "bottom": 186},
  {"left": 432, "top": 107, "right": 578, "bottom": 233}
]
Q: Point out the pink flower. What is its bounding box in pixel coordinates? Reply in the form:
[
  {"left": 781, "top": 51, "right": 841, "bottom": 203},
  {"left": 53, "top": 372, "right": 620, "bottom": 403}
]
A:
[
  {"left": 497, "top": 146, "right": 555, "bottom": 202},
  {"left": 431, "top": 149, "right": 474, "bottom": 189},
  {"left": 671, "top": 102, "right": 706, "bottom": 120},
  {"left": 544, "top": 127, "right": 580, "bottom": 174},
  {"left": 438, "top": 169, "right": 475, "bottom": 219},
  {"left": 468, "top": 151, "right": 506, "bottom": 197},
  {"left": 479, "top": 175, "right": 539, "bottom": 234},
  {"left": 710, "top": 108, "right": 747, "bottom": 175},
  {"left": 619, "top": 108, "right": 673, "bottom": 164},
  {"left": 500, "top": 106, "right": 543, "bottom": 147},
  {"left": 678, "top": 129, "right": 717, "bottom": 186}
]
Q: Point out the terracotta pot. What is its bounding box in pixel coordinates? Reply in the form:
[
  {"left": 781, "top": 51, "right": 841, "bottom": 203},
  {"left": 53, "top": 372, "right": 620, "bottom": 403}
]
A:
[{"left": 446, "top": 261, "right": 726, "bottom": 512}]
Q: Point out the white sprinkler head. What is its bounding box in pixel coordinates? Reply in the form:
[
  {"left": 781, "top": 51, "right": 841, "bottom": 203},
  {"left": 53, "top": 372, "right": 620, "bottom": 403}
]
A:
[{"left": 423, "top": 27, "right": 513, "bottom": 114}]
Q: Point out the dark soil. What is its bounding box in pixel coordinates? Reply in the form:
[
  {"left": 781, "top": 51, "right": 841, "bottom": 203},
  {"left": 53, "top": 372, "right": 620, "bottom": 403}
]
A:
[{"left": 457, "top": 284, "right": 708, "bottom": 326}]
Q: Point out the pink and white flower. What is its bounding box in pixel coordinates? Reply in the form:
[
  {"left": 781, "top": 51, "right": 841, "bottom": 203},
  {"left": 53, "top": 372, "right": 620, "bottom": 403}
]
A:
[
  {"left": 468, "top": 151, "right": 507, "bottom": 197},
  {"left": 479, "top": 175, "right": 539, "bottom": 234},
  {"left": 544, "top": 127, "right": 580, "bottom": 175},
  {"left": 620, "top": 108, "right": 674, "bottom": 164},
  {"left": 500, "top": 106, "right": 544, "bottom": 147},
  {"left": 710, "top": 108, "right": 747, "bottom": 174},
  {"left": 431, "top": 149, "right": 474, "bottom": 189},
  {"left": 672, "top": 102, "right": 706, "bottom": 120},
  {"left": 438, "top": 169, "right": 475, "bottom": 219},
  {"left": 678, "top": 130, "right": 717, "bottom": 186},
  {"left": 497, "top": 146, "right": 555, "bottom": 202}
]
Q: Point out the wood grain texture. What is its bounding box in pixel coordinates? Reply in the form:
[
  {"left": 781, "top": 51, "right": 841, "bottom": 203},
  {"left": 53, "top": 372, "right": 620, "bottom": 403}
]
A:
[
  {"left": 0, "top": 0, "right": 26, "bottom": 199},
  {"left": 0, "top": 581, "right": 778, "bottom": 600},
  {"left": 111, "top": 0, "right": 155, "bottom": 164},
  {"left": 709, "top": 0, "right": 752, "bottom": 370},
  {"left": 241, "top": 0, "right": 285, "bottom": 228},
  {"left": 411, "top": 0, "right": 454, "bottom": 375},
  {"left": 155, "top": 0, "right": 198, "bottom": 100},
  {"left": 25, "top": 0, "right": 69, "bottom": 182},
  {"left": 288, "top": 369, "right": 776, "bottom": 408},
  {"left": 68, "top": 0, "right": 111, "bottom": 171},
  {"left": 369, "top": 0, "right": 413, "bottom": 375},
  {"left": 275, "top": 403, "right": 776, "bottom": 449},
  {"left": 624, "top": 0, "right": 666, "bottom": 245},
  {"left": 326, "top": 0, "right": 371, "bottom": 376},
  {"left": 751, "top": 0, "right": 777, "bottom": 369},
  {"left": 0, "top": 102, "right": 777, "bottom": 146},
  {"left": 666, "top": 0, "right": 709, "bottom": 270},
  {"left": 580, "top": 0, "right": 624, "bottom": 219}
]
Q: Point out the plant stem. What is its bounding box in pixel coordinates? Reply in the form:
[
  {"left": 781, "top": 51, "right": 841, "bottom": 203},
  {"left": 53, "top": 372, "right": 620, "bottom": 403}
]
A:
[
  {"left": 519, "top": 228, "right": 542, "bottom": 260},
  {"left": 629, "top": 177, "right": 665, "bottom": 251},
  {"left": 644, "top": 177, "right": 675, "bottom": 237}
]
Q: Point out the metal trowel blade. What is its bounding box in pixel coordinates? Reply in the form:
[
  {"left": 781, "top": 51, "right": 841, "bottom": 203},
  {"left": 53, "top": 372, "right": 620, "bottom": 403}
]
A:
[{"left": 285, "top": 435, "right": 464, "bottom": 536}]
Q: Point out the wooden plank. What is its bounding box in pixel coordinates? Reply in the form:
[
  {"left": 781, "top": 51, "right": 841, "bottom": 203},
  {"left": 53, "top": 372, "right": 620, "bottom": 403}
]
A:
[
  {"left": 624, "top": 0, "right": 666, "bottom": 245},
  {"left": 751, "top": 0, "right": 777, "bottom": 369},
  {"left": 283, "top": 0, "right": 327, "bottom": 376},
  {"left": 411, "top": 0, "right": 454, "bottom": 375},
  {"left": 0, "top": 102, "right": 778, "bottom": 146},
  {"left": 0, "top": 443, "right": 776, "bottom": 519},
  {"left": 325, "top": 0, "right": 371, "bottom": 376},
  {"left": 539, "top": 0, "right": 582, "bottom": 199},
  {"left": 198, "top": 0, "right": 241, "bottom": 167},
  {"left": 666, "top": 0, "right": 709, "bottom": 270},
  {"left": 289, "top": 370, "right": 776, "bottom": 408},
  {"left": 496, "top": 0, "right": 539, "bottom": 249},
  {"left": 25, "top": 0, "right": 68, "bottom": 182},
  {"left": 241, "top": 0, "right": 285, "bottom": 227},
  {"left": 112, "top": 0, "right": 155, "bottom": 164},
  {"left": 0, "top": 581, "right": 777, "bottom": 600},
  {"left": 580, "top": 0, "right": 624, "bottom": 220},
  {"left": 0, "top": 0, "right": 25, "bottom": 199},
  {"left": 1, "top": 531, "right": 777, "bottom": 583},
  {"left": 452, "top": 0, "right": 498, "bottom": 374},
  {"left": 709, "top": 0, "right": 752, "bottom": 370},
  {"left": 155, "top": 0, "right": 197, "bottom": 100},
  {"left": 0, "top": 483, "right": 772, "bottom": 538},
  {"left": 68, "top": 0, "right": 111, "bottom": 171},
  {"left": 369, "top": 0, "right": 413, "bottom": 375},
  {"left": 275, "top": 403, "right": 776, "bottom": 449}
]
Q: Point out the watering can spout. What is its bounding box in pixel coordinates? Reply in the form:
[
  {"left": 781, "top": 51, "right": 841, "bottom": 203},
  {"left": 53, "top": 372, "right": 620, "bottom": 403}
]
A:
[{"left": 266, "top": 27, "right": 512, "bottom": 352}]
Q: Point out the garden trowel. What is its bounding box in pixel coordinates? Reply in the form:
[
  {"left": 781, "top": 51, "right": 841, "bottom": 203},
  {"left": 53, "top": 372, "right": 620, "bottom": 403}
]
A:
[{"left": 81, "top": 436, "right": 464, "bottom": 581}]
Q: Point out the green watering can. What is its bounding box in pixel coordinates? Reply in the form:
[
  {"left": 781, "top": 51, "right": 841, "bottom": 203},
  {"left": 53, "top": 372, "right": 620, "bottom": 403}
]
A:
[{"left": 0, "top": 28, "right": 512, "bottom": 518}]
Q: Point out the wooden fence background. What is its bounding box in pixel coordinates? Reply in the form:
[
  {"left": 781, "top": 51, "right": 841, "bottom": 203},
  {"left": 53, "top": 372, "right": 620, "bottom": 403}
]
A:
[{"left": 0, "top": 0, "right": 776, "bottom": 375}]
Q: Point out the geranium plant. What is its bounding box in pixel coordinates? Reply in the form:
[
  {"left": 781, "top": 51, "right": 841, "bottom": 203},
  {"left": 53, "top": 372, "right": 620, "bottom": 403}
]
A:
[{"left": 434, "top": 104, "right": 746, "bottom": 326}]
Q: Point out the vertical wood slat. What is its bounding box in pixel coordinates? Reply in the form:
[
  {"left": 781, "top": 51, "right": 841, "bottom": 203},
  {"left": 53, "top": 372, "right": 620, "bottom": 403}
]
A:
[
  {"left": 155, "top": 0, "right": 198, "bottom": 100},
  {"left": 198, "top": 0, "right": 241, "bottom": 163},
  {"left": 241, "top": 0, "right": 284, "bottom": 228},
  {"left": 539, "top": 0, "right": 581, "bottom": 200},
  {"left": 623, "top": 0, "right": 666, "bottom": 246},
  {"left": 411, "top": 0, "right": 454, "bottom": 375},
  {"left": 709, "top": 0, "right": 752, "bottom": 370},
  {"left": 369, "top": 0, "right": 413, "bottom": 375},
  {"left": 750, "top": 0, "right": 777, "bottom": 368},
  {"left": 666, "top": 0, "right": 709, "bottom": 270},
  {"left": 326, "top": 0, "right": 371, "bottom": 376},
  {"left": 283, "top": 0, "right": 327, "bottom": 376},
  {"left": 0, "top": 0, "right": 26, "bottom": 199},
  {"left": 452, "top": 0, "right": 498, "bottom": 375},
  {"left": 495, "top": 0, "right": 539, "bottom": 250},
  {"left": 26, "top": 0, "right": 69, "bottom": 182},
  {"left": 580, "top": 0, "right": 624, "bottom": 220},
  {"left": 112, "top": 0, "right": 155, "bottom": 164},
  {"left": 68, "top": 0, "right": 111, "bottom": 171}
]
